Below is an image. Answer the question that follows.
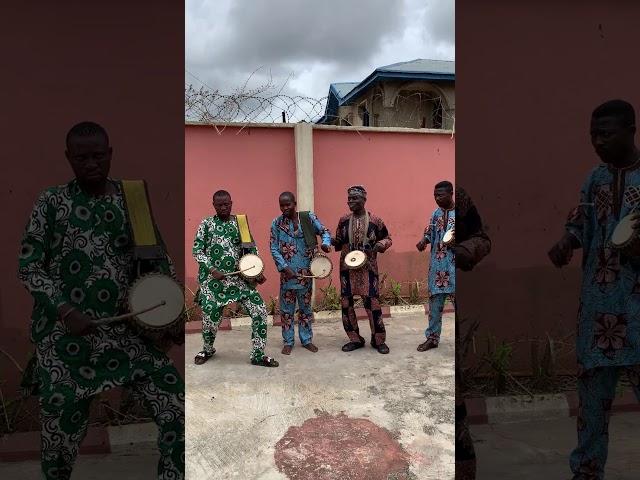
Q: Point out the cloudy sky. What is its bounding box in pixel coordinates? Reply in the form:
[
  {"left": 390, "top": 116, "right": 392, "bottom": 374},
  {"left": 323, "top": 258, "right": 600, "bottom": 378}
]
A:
[{"left": 186, "top": 0, "right": 454, "bottom": 121}]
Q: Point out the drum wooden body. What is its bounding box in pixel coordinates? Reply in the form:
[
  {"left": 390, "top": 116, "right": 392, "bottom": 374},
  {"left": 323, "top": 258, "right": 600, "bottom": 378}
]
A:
[
  {"left": 611, "top": 214, "right": 640, "bottom": 257},
  {"left": 344, "top": 250, "right": 368, "bottom": 270},
  {"left": 309, "top": 254, "right": 333, "bottom": 279},
  {"left": 238, "top": 254, "right": 265, "bottom": 280},
  {"left": 128, "top": 274, "right": 184, "bottom": 331}
]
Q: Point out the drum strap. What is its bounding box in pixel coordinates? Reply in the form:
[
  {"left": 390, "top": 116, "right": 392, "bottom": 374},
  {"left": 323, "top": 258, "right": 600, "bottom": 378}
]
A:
[
  {"left": 235, "top": 214, "right": 255, "bottom": 249},
  {"left": 121, "top": 180, "right": 165, "bottom": 260},
  {"left": 299, "top": 211, "right": 318, "bottom": 249}
]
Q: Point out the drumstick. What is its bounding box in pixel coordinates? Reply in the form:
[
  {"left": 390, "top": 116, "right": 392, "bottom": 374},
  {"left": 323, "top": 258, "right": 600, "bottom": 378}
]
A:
[
  {"left": 223, "top": 265, "right": 257, "bottom": 276},
  {"left": 91, "top": 301, "right": 166, "bottom": 325}
]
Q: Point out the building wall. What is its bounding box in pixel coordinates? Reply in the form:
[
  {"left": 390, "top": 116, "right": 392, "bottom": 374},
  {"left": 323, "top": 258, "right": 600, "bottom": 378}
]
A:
[
  {"left": 185, "top": 124, "right": 455, "bottom": 304},
  {"left": 338, "top": 81, "right": 455, "bottom": 129}
]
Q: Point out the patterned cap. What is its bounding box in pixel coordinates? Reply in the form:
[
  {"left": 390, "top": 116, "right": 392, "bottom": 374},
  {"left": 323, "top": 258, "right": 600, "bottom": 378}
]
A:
[{"left": 347, "top": 185, "right": 367, "bottom": 199}]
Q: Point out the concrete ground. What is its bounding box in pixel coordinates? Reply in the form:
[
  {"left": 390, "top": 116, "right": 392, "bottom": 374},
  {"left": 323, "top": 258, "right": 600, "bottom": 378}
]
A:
[
  {"left": 0, "top": 446, "right": 159, "bottom": 479},
  {"left": 186, "top": 313, "right": 455, "bottom": 480},
  {"left": 471, "top": 412, "right": 640, "bottom": 479}
]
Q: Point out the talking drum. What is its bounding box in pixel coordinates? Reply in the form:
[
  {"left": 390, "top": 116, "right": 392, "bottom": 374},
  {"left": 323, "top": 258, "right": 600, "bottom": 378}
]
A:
[
  {"left": 611, "top": 214, "right": 640, "bottom": 257},
  {"left": 443, "top": 229, "right": 455, "bottom": 246},
  {"left": 235, "top": 254, "right": 265, "bottom": 280},
  {"left": 309, "top": 254, "right": 333, "bottom": 279},
  {"left": 344, "top": 250, "right": 368, "bottom": 270},
  {"left": 92, "top": 274, "right": 185, "bottom": 332},
  {"left": 128, "top": 274, "right": 185, "bottom": 331}
]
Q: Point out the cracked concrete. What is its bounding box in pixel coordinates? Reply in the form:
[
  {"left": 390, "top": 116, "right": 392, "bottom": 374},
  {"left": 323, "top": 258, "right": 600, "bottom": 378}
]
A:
[
  {"left": 471, "top": 412, "right": 640, "bottom": 479},
  {"left": 186, "top": 313, "right": 455, "bottom": 480}
]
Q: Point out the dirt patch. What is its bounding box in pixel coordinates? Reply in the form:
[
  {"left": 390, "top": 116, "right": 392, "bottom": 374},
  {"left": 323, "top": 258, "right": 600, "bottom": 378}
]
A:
[{"left": 274, "top": 412, "right": 413, "bottom": 480}]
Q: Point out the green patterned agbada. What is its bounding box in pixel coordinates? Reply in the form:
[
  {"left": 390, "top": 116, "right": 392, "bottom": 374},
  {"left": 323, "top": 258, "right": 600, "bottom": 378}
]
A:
[
  {"left": 192, "top": 215, "right": 268, "bottom": 362},
  {"left": 18, "top": 179, "right": 184, "bottom": 480}
]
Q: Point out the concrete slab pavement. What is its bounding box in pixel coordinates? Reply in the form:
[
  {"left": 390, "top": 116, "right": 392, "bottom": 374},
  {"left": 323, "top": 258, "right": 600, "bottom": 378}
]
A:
[
  {"left": 185, "top": 312, "right": 455, "bottom": 480},
  {"left": 470, "top": 411, "right": 640, "bottom": 479}
]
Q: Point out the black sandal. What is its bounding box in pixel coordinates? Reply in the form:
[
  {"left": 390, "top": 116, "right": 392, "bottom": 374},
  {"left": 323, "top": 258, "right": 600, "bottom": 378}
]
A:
[
  {"left": 251, "top": 356, "right": 279, "bottom": 367},
  {"left": 341, "top": 341, "right": 365, "bottom": 352},
  {"left": 194, "top": 349, "right": 215, "bottom": 365}
]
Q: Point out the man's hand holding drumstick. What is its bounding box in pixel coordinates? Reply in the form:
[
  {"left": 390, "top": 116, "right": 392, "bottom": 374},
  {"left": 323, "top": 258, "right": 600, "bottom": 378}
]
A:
[
  {"left": 282, "top": 267, "right": 296, "bottom": 281},
  {"left": 209, "top": 267, "right": 225, "bottom": 280},
  {"left": 58, "top": 304, "right": 96, "bottom": 336}
]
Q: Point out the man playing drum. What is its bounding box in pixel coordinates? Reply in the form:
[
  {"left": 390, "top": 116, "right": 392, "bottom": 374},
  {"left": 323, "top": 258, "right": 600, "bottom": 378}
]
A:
[
  {"left": 417, "top": 180, "right": 456, "bottom": 351},
  {"left": 333, "top": 185, "right": 392, "bottom": 354},
  {"left": 269, "top": 192, "right": 331, "bottom": 355},
  {"left": 18, "top": 122, "right": 185, "bottom": 480},
  {"left": 192, "top": 190, "right": 279, "bottom": 367},
  {"left": 548, "top": 99, "right": 640, "bottom": 480}
]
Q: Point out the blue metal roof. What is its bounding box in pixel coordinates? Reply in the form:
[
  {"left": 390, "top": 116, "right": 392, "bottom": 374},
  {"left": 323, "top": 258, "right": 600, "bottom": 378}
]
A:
[
  {"left": 317, "top": 59, "right": 455, "bottom": 124},
  {"left": 332, "top": 82, "right": 359, "bottom": 99}
]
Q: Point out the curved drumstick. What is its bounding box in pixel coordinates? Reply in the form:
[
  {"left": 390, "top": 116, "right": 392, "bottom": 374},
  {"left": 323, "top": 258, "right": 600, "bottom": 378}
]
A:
[
  {"left": 223, "top": 265, "right": 257, "bottom": 276},
  {"left": 91, "top": 301, "right": 166, "bottom": 325}
]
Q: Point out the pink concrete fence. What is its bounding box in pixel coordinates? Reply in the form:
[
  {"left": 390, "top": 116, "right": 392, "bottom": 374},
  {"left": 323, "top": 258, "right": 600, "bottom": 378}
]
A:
[{"left": 185, "top": 123, "right": 455, "bottom": 305}]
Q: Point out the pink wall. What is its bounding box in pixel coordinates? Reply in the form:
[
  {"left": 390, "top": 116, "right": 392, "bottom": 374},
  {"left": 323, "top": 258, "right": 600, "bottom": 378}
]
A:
[
  {"left": 184, "top": 124, "right": 455, "bottom": 302},
  {"left": 313, "top": 128, "right": 455, "bottom": 295},
  {"left": 1, "top": 3, "right": 184, "bottom": 396},
  {"left": 457, "top": 0, "right": 640, "bottom": 372},
  {"left": 185, "top": 125, "right": 296, "bottom": 301}
]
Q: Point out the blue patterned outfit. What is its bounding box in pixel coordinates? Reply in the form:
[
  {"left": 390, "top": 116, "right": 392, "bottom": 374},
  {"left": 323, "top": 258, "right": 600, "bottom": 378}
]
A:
[
  {"left": 269, "top": 212, "right": 331, "bottom": 346},
  {"left": 423, "top": 205, "right": 456, "bottom": 345},
  {"left": 564, "top": 160, "right": 640, "bottom": 479}
]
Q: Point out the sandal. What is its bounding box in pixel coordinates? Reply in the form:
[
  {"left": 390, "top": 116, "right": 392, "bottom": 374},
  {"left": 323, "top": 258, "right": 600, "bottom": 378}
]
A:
[
  {"left": 341, "top": 341, "right": 365, "bottom": 352},
  {"left": 194, "top": 349, "right": 215, "bottom": 365},
  {"left": 251, "top": 356, "right": 279, "bottom": 367},
  {"left": 303, "top": 343, "right": 318, "bottom": 353},
  {"left": 417, "top": 341, "right": 438, "bottom": 352},
  {"left": 282, "top": 345, "right": 292, "bottom": 355}
]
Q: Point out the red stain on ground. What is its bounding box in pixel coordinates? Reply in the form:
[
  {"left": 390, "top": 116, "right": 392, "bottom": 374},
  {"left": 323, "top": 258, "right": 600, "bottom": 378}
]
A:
[{"left": 274, "top": 412, "right": 411, "bottom": 480}]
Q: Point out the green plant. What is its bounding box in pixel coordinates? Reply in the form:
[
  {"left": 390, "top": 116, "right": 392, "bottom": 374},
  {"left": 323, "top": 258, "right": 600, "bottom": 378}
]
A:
[
  {"left": 318, "top": 281, "right": 341, "bottom": 311},
  {"left": 408, "top": 281, "right": 421, "bottom": 304},
  {"left": 392, "top": 281, "right": 403, "bottom": 304},
  {"left": 266, "top": 296, "right": 279, "bottom": 315},
  {"left": 485, "top": 335, "right": 513, "bottom": 395}
]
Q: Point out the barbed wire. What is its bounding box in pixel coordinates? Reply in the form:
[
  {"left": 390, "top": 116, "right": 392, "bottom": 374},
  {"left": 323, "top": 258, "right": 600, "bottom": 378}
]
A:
[{"left": 185, "top": 68, "right": 455, "bottom": 133}]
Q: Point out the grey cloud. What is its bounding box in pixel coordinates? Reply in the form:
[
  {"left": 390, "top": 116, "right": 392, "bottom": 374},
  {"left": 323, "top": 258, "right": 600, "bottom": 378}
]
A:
[
  {"left": 190, "top": 0, "right": 404, "bottom": 71},
  {"left": 186, "top": 0, "right": 454, "bottom": 114},
  {"left": 423, "top": 0, "right": 454, "bottom": 45}
]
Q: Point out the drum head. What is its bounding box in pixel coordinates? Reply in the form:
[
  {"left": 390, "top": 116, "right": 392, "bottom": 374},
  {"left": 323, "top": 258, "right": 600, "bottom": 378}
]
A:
[
  {"left": 310, "top": 255, "right": 332, "bottom": 279},
  {"left": 611, "top": 215, "right": 634, "bottom": 247},
  {"left": 238, "top": 254, "right": 264, "bottom": 278},
  {"left": 345, "top": 250, "right": 367, "bottom": 268},
  {"left": 443, "top": 229, "right": 454, "bottom": 244},
  {"left": 130, "top": 275, "right": 184, "bottom": 329}
]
